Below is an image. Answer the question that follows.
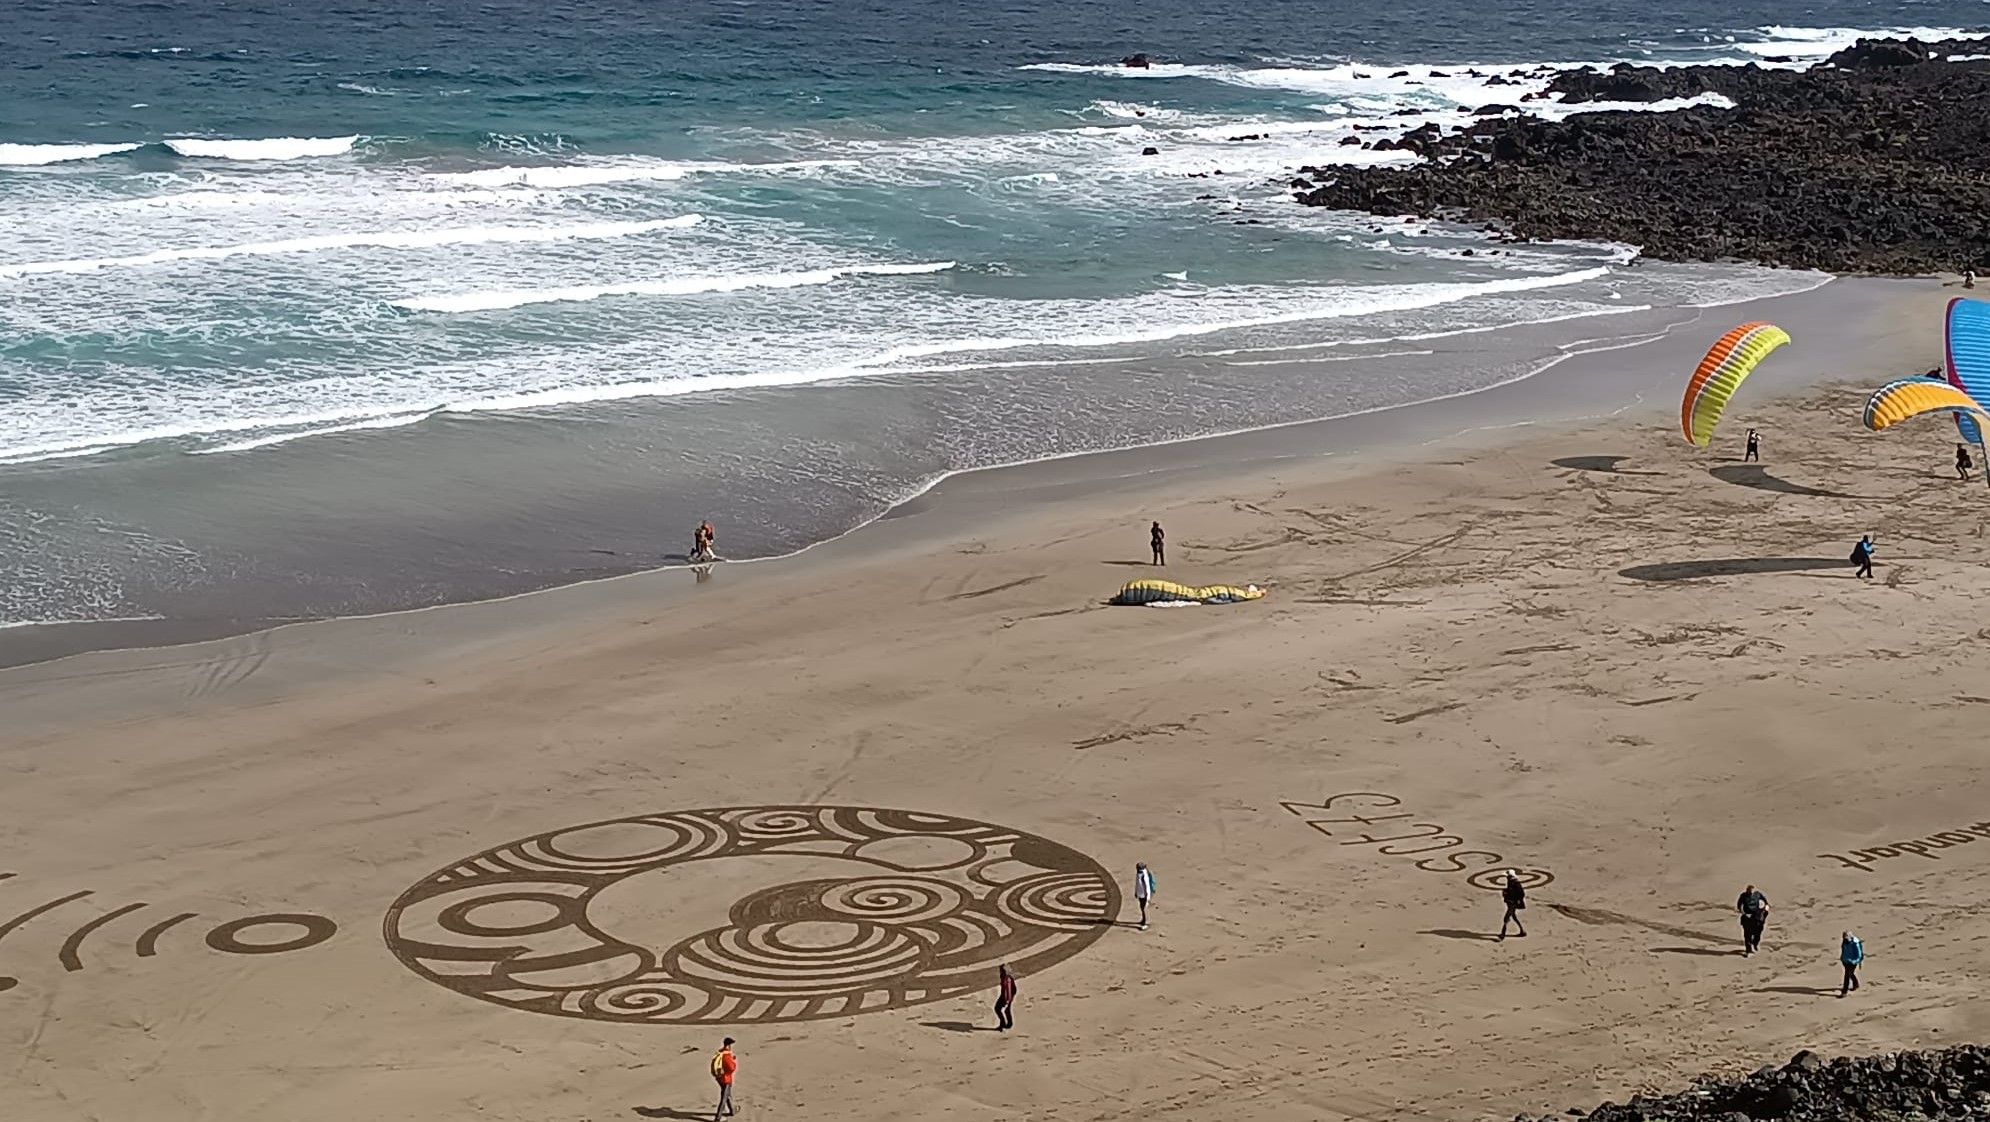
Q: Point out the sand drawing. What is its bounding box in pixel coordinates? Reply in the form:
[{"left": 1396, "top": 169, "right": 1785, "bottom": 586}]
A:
[
  {"left": 382, "top": 805, "right": 1119, "bottom": 1025},
  {"left": 0, "top": 879, "right": 338, "bottom": 993},
  {"left": 1280, "top": 792, "right": 1556, "bottom": 891}
]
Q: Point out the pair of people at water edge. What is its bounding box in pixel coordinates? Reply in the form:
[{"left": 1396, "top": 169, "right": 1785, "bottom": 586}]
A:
[{"left": 691, "top": 519, "right": 718, "bottom": 563}]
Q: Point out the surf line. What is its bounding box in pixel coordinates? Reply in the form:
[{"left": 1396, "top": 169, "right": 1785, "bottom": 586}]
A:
[
  {"left": 1819, "top": 821, "right": 1990, "bottom": 873},
  {"left": 1279, "top": 791, "right": 1554, "bottom": 891}
]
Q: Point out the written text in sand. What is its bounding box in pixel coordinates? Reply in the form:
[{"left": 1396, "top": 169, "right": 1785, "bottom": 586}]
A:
[{"left": 383, "top": 806, "right": 1119, "bottom": 1025}]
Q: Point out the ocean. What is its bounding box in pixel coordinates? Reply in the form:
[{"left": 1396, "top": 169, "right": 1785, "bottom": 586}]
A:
[{"left": 0, "top": 0, "right": 1980, "bottom": 646}]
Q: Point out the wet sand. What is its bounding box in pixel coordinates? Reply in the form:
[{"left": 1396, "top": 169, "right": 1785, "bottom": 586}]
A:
[{"left": 7, "top": 277, "right": 1990, "bottom": 1121}]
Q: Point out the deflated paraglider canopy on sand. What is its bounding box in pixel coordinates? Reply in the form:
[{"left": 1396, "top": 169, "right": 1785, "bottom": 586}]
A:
[{"left": 1111, "top": 579, "right": 1264, "bottom": 606}]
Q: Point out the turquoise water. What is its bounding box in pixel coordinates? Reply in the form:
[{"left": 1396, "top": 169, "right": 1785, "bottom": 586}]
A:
[{"left": 0, "top": 0, "right": 1978, "bottom": 629}]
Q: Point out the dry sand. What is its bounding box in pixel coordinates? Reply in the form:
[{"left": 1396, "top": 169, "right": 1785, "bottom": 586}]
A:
[{"left": 7, "top": 278, "right": 1990, "bottom": 1121}]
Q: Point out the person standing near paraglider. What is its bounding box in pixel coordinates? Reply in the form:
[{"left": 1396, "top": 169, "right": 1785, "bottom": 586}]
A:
[
  {"left": 1744, "top": 428, "right": 1760, "bottom": 462},
  {"left": 1150, "top": 521, "right": 1166, "bottom": 566},
  {"left": 1852, "top": 535, "right": 1876, "bottom": 580},
  {"left": 1959, "top": 444, "right": 1974, "bottom": 481}
]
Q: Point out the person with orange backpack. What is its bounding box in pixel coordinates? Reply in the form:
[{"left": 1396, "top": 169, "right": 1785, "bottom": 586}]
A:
[{"left": 710, "top": 1038, "right": 737, "bottom": 1120}]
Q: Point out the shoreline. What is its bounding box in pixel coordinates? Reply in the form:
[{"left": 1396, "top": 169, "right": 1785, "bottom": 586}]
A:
[
  {"left": 9, "top": 273, "right": 1990, "bottom": 1122},
  {"left": 0, "top": 274, "right": 1930, "bottom": 690}
]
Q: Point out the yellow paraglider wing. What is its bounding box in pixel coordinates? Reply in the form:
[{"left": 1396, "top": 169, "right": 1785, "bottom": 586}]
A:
[
  {"left": 1680, "top": 322, "right": 1792, "bottom": 447},
  {"left": 1863, "top": 378, "right": 1990, "bottom": 433}
]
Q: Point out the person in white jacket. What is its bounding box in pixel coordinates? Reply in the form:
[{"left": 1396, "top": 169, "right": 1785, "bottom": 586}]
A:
[{"left": 1133, "top": 862, "right": 1155, "bottom": 930}]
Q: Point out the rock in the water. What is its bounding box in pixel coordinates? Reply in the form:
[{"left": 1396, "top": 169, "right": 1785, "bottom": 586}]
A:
[
  {"left": 1119, "top": 53, "right": 1152, "bottom": 69},
  {"left": 1827, "top": 37, "right": 1931, "bottom": 68},
  {"left": 1140, "top": 146, "right": 1159, "bottom": 156},
  {"left": 1290, "top": 35, "right": 1990, "bottom": 274}
]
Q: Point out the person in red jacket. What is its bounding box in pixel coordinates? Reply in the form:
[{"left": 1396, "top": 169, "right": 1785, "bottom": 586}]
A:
[
  {"left": 710, "top": 1038, "right": 737, "bottom": 1120},
  {"left": 994, "top": 964, "right": 1017, "bottom": 1031}
]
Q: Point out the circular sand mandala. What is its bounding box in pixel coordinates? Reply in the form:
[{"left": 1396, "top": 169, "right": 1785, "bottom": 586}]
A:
[{"left": 383, "top": 806, "right": 1118, "bottom": 1025}]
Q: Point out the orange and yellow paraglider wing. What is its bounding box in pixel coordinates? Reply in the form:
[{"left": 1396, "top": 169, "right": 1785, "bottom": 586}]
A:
[
  {"left": 1680, "top": 322, "right": 1792, "bottom": 446},
  {"left": 1863, "top": 378, "right": 1989, "bottom": 432}
]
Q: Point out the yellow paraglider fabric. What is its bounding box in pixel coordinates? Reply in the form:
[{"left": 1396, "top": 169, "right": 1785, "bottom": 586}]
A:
[
  {"left": 1863, "top": 378, "right": 1990, "bottom": 433},
  {"left": 1680, "top": 322, "right": 1792, "bottom": 446},
  {"left": 1112, "top": 579, "right": 1264, "bottom": 605}
]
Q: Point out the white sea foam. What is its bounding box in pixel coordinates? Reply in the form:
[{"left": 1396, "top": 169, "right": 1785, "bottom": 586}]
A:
[
  {"left": 164, "top": 135, "right": 361, "bottom": 160},
  {"left": 336, "top": 82, "right": 411, "bottom": 97},
  {"left": 0, "top": 215, "right": 702, "bottom": 277},
  {"left": 0, "top": 142, "right": 143, "bottom": 166},
  {"left": 394, "top": 260, "right": 957, "bottom": 313},
  {"left": 423, "top": 268, "right": 1623, "bottom": 420},
  {"left": 1733, "top": 25, "right": 1966, "bottom": 61},
  {"left": 105, "top": 186, "right": 547, "bottom": 211},
  {"left": 194, "top": 410, "right": 439, "bottom": 454},
  {"left": 428, "top": 158, "right": 858, "bottom": 189}
]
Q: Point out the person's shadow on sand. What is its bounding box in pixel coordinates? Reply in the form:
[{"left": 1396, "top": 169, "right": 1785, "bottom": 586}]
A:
[
  {"left": 1619, "top": 557, "right": 1847, "bottom": 582},
  {"left": 1420, "top": 928, "right": 1501, "bottom": 942},
  {"left": 633, "top": 1107, "right": 715, "bottom": 1120},
  {"left": 1552, "top": 455, "right": 1662, "bottom": 476},
  {"left": 1708, "top": 464, "right": 1856, "bottom": 499},
  {"left": 1754, "top": 984, "right": 1841, "bottom": 997},
  {"left": 920, "top": 1021, "right": 999, "bottom": 1033},
  {"left": 1650, "top": 945, "right": 1738, "bottom": 956}
]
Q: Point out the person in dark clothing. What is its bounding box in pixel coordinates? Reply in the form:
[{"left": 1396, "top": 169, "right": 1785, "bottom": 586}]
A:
[
  {"left": 1736, "top": 885, "right": 1770, "bottom": 956},
  {"left": 1839, "top": 931, "right": 1864, "bottom": 996},
  {"left": 1150, "top": 521, "right": 1166, "bottom": 566},
  {"left": 1744, "top": 428, "right": 1760, "bottom": 463},
  {"left": 1852, "top": 535, "right": 1875, "bottom": 580},
  {"left": 994, "top": 964, "right": 1017, "bottom": 1031},
  {"left": 1959, "top": 444, "right": 1974, "bottom": 481},
  {"left": 1497, "top": 871, "right": 1527, "bottom": 940}
]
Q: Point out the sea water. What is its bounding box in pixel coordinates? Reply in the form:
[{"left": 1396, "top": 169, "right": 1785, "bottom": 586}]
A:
[{"left": 0, "top": 0, "right": 1978, "bottom": 635}]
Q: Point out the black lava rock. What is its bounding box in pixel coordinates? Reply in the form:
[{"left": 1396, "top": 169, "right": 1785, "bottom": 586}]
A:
[
  {"left": 1292, "top": 36, "right": 1990, "bottom": 274},
  {"left": 1518, "top": 1046, "right": 1990, "bottom": 1122}
]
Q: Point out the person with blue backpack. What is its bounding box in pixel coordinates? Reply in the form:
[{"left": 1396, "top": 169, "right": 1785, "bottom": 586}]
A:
[
  {"left": 1133, "top": 862, "right": 1156, "bottom": 930},
  {"left": 1851, "top": 536, "right": 1875, "bottom": 580},
  {"left": 1839, "top": 931, "right": 1864, "bottom": 996}
]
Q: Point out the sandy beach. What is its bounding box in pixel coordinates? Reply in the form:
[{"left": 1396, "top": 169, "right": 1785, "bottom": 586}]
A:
[{"left": 9, "top": 277, "right": 1990, "bottom": 1121}]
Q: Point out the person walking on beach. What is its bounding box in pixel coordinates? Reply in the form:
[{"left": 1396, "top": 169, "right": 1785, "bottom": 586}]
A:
[
  {"left": 1851, "top": 535, "right": 1875, "bottom": 580},
  {"left": 1959, "top": 444, "right": 1974, "bottom": 481},
  {"left": 710, "top": 1038, "right": 738, "bottom": 1120},
  {"left": 1736, "top": 884, "right": 1770, "bottom": 956},
  {"left": 1133, "top": 861, "right": 1156, "bottom": 929},
  {"left": 994, "top": 964, "right": 1017, "bottom": 1031},
  {"left": 1839, "top": 931, "right": 1865, "bottom": 996},
  {"left": 1745, "top": 428, "right": 1761, "bottom": 463},
  {"left": 1150, "top": 521, "right": 1166, "bottom": 566},
  {"left": 1497, "top": 870, "right": 1527, "bottom": 940}
]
